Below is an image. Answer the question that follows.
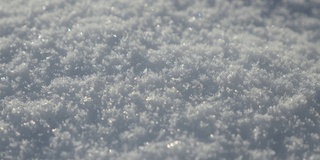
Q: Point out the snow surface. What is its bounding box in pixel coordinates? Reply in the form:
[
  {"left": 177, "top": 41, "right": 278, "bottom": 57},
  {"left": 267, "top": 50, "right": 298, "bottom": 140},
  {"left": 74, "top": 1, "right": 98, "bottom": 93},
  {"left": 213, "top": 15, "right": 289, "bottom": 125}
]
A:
[{"left": 1, "top": 0, "right": 320, "bottom": 159}]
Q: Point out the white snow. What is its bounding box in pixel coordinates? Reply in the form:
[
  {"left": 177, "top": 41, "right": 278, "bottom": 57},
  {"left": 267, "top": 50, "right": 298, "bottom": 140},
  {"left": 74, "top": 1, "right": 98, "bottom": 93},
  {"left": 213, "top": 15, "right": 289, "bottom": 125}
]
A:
[{"left": 0, "top": 0, "right": 320, "bottom": 159}]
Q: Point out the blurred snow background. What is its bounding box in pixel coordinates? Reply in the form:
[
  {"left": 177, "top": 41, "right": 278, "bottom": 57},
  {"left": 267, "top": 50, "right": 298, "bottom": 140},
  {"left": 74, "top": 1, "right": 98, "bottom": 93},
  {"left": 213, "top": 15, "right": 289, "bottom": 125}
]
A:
[{"left": 1, "top": 0, "right": 320, "bottom": 159}]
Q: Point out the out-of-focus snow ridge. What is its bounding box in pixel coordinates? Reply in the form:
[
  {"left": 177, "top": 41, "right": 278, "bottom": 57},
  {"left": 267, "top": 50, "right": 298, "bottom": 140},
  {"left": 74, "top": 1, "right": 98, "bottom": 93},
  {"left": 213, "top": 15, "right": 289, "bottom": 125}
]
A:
[{"left": 1, "top": 0, "right": 320, "bottom": 159}]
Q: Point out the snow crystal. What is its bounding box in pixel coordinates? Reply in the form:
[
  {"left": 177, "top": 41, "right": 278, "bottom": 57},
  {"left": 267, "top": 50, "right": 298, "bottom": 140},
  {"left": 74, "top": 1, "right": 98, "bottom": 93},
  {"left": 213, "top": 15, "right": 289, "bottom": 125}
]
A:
[{"left": 0, "top": 0, "right": 320, "bottom": 159}]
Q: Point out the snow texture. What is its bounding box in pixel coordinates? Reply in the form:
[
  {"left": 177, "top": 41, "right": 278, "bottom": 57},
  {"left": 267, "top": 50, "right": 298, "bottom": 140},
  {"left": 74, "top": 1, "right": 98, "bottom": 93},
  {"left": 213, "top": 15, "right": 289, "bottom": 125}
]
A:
[{"left": 1, "top": 0, "right": 320, "bottom": 159}]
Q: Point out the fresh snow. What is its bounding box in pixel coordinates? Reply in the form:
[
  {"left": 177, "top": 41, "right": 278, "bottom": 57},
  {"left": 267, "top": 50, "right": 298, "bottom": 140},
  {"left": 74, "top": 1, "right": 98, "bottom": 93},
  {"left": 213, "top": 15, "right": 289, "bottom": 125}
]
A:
[{"left": 0, "top": 0, "right": 320, "bottom": 159}]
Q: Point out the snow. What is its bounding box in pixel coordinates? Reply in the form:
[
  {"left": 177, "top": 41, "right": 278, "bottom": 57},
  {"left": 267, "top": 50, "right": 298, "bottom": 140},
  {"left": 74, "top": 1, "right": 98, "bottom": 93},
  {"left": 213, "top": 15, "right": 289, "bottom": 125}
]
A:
[{"left": 1, "top": 0, "right": 320, "bottom": 159}]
